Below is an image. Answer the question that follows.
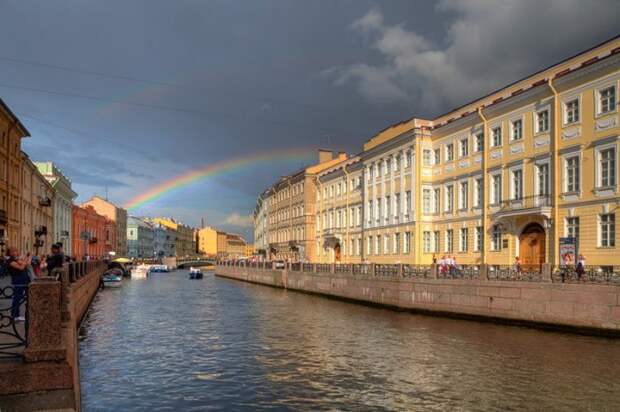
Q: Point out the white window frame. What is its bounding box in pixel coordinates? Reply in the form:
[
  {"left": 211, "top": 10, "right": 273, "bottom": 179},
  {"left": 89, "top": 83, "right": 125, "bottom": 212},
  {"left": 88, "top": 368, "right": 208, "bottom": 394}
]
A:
[
  {"left": 563, "top": 153, "right": 581, "bottom": 194},
  {"left": 474, "top": 226, "right": 483, "bottom": 252},
  {"left": 445, "top": 184, "right": 454, "bottom": 213},
  {"left": 459, "top": 227, "right": 468, "bottom": 252},
  {"left": 473, "top": 176, "right": 483, "bottom": 208},
  {"left": 422, "top": 187, "right": 432, "bottom": 214},
  {"left": 510, "top": 117, "right": 523, "bottom": 141},
  {"left": 491, "top": 126, "right": 502, "bottom": 147},
  {"left": 433, "top": 231, "right": 440, "bottom": 253},
  {"left": 404, "top": 232, "right": 411, "bottom": 254},
  {"left": 446, "top": 143, "right": 454, "bottom": 162},
  {"left": 598, "top": 213, "right": 615, "bottom": 247},
  {"left": 394, "top": 232, "right": 400, "bottom": 254},
  {"left": 563, "top": 96, "right": 581, "bottom": 125},
  {"left": 445, "top": 229, "right": 454, "bottom": 253},
  {"left": 460, "top": 137, "right": 469, "bottom": 158},
  {"left": 535, "top": 107, "right": 550, "bottom": 134},
  {"left": 423, "top": 231, "right": 431, "bottom": 253},
  {"left": 595, "top": 143, "right": 617, "bottom": 189},
  {"left": 565, "top": 216, "right": 579, "bottom": 242},
  {"left": 491, "top": 225, "right": 502, "bottom": 251},
  {"left": 509, "top": 166, "right": 524, "bottom": 201},
  {"left": 434, "top": 148, "right": 441, "bottom": 165},
  {"left": 597, "top": 85, "right": 617, "bottom": 116},
  {"left": 475, "top": 132, "right": 484, "bottom": 152},
  {"left": 459, "top": 180, "right": 469, "bottom": 210},
  {"left": 491, "top": 172, "right": 502, "bottom": 205},
  {"left": 423, "top": 149, "right": 432, "bottom": 166}
]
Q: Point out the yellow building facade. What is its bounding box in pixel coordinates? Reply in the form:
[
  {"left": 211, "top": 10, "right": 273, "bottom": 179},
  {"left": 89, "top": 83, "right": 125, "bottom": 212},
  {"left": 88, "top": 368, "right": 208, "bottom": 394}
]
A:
[{"left": 359, "top": 37, "right": 619, "bottom": 267}]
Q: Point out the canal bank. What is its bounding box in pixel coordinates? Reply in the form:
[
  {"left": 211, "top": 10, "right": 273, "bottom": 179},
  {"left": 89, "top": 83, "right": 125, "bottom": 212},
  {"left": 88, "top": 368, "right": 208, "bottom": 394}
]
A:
[
  {"left": 215, "top": 264, "right": 620, "bottom": 337},
  {"left": 0, "top": 262, "right": 106, "bottom": 412}
]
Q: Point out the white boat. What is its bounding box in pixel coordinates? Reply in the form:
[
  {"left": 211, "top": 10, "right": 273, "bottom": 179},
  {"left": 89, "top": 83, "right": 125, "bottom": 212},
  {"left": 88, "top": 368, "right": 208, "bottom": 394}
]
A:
[
  {"left": 102, "top": 270, "right": 123, "bottom": 288},
  {"left": 132, "top": 264, "right": 152, "bottom": 279},
  {"left": 150, "top": 264, "right": 170, "bottom": 273},
  {"left": 189, "top": 267, "right": 203, "bottom": 279}
]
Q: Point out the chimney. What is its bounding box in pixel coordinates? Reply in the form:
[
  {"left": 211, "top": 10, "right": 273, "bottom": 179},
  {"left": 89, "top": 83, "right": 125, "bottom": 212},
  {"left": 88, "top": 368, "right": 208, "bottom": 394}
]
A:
[
  {"left": 337, "top": 151, "right": 347, "bottom": 160},
  {"left": 318, "top": 149, "right": 333, "bottom": 163}
]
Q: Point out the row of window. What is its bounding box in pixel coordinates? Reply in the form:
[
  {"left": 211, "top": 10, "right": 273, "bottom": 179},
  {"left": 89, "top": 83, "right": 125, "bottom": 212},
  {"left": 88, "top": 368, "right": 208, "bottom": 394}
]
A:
[
  {"left": 366, "top": 149, "right": 414, "bottom": 180},
  {"left": 423, "top": 85, "right": 617, "bottom": 166},
  {"left": 319, "top": 176, "right": 362, "bottom": 201},
  {"left": 269, "top": 226, "right": 306, "bottom": 243},
  {"left": 366, "top": 191, "right": 413, "bottom": 224},
  {"left": 269, "top": 182, "right": 305, "bottom": 205},
  {"left": 318, "top": 206, "right": 363, "bottom": 231},
  {"left": 364, "top": 232, "right": 412, "bottom": 256},
  {"left": 269, "top": 203, "right": 305, "bottom": 225}
]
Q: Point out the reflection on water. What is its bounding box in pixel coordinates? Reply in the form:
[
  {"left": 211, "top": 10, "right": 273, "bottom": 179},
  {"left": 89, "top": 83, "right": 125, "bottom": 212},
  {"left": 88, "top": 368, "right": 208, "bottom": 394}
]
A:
[{"left": 79, "top": 271, "right": 620, "bottom": 411}]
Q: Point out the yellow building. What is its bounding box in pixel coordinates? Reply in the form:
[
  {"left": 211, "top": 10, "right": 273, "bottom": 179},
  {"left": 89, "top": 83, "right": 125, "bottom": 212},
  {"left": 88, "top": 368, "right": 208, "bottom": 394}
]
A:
[
  {"left": 226, "top": 233, "right": 246, "bottom": 258},
  {"left": 315, "top": 156, "right": 364, "bottom": 263},
  {"left": 196, "top": 226, "right": 223, "bottom": 256},
  {"left": 267, "top": 150, "right": 348, "bottom": 261},
  {"left": 358, "top": 36, "right": 619, "bottom": 267},
  {"left": 245, "top": 243, "right": 254, "bottom": 257},
  {"left": 0, "top": 98, "right": 30, "bottom": 252}
]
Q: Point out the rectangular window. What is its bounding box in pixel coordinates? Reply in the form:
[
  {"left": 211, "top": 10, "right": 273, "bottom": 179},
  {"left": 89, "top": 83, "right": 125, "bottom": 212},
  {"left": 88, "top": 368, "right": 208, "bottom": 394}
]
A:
[
  {"left": 459, "top": 181, "right": 468, "bottom": 210},
  {"left": 446, "top": 229, "right": 454, "bottom": 253},
  {"left": 433, "top": 188, "right": 440, "bottom": 214},
  {"left": 406, "top": 191, "right": 412, "bottom": 214},
  {"left": 434, "top": 148, "right": 441, "bottom": 165},
  {"left": 475, "top": 133, "right": 484, "bottom": 152},
  {"left": 460, "top": 138, "right": 469, "bottom": 157},
  {"left": 367, "top": 236, "right": 372, "bottom": 255},
  {"left": 357, "top": 206, "right": 362, "bottom": 226},
  {"left": 357, "top": 238, "right": 362, "bottom": 256},
  {"left": 404, "top": 232, "right": 411, "bottom": 254},
  {"left": 367, "top": 200, "right": 373, "bottom": 224},
  {"left": 445, "top": 185, "right": 454, "bottom": 213},
  {"left": 423, "top": 231, "right": 431, "bottom": 253},
  {"left": 395, "top": 193, "right": 401, "bottom": 217},
  {"left": 384, "top": 234, "right": 390, "bottom": 255},
  {"left": 537, "top": 163, "right": 549, "bottom": 199},
  {"left": 600, "top": 213, "right": 615, "bottom": 247},
  {"left": 446, "top": 144, "right": 454, "bottom": 162},
  {"left": 376, "top": 235, "right": 381, "bottom": 255},
  {"left": 536, "top": 109, "right": 549, "bottom": 133},
  {"left": 385, "top": 196, "right": 390, "bottom": 220},
  {"left": 600, "top": 147, "right": 616, "bottom": 187},
  {"left": 512, "top": 169, "right": 523, "bottom": 200},
  {"left": 433, "top": 231, "right": 440, "bottom": 253},
  {"left": 423, "top": 189, "right": 431, "bottom": 214},
  {"left": 566, "top": 217, "right": 579, "bottom": 244},
  {"left": 423, "top": 149, "right": 432, "bottom": 166},
  {"left": 394, "top": 233, "right": 400, "bottom": 254},
  {"left": 474, "top": 178, "right": 483, "bottom": 208},
  {"left": 376, "top": 198, "right": 382, "bottom": 222},
  {"left": 565, "top": 99, "right": 580, "bottom": 124},
  {"left": 492, "top": 127, "right": 502, "bottom": 147},
  {"left": 492, "top": 174, "right": 502, "bottom": 204},
  {"left": 565, "top": 156, "right": 580, "bottom": 193},
  {"left": 460, "top": 228, "right": 468, "bottom": 252},
  {"left": 491, "top": 225, "right": 502, "bottom": 251},
  {"left": 475, "top": 226, "right": 483, "bottom": 252},
  {"left": 599, "top": 86, "right": 616, "bottom": 114},
  {"left": 511, "top": 119, "right": 523, "bottom": 141}
]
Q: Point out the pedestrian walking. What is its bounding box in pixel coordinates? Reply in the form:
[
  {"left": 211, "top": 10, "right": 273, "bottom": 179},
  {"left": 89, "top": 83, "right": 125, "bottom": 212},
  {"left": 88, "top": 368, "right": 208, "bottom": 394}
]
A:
[
  {"left": 7, "top": 247, "right": 32, "bottom": 322},
  {"left": 514, "top": 256, "right": 522, "bottom": 274},
  {"left": 576, "top": 254, "right": 586, "bottom": 281}
]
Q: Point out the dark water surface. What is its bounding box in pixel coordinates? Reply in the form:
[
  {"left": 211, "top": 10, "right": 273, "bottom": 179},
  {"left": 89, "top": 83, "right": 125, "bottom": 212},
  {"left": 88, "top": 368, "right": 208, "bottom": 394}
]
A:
[{"left": 79, "top": 271, "right": 620, "bottom": 411}]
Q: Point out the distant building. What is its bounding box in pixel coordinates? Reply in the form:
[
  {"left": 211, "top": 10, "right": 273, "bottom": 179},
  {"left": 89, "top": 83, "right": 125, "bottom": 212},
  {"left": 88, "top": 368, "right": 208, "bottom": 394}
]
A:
[
  {"left": 225, "top": 233, "right": 246, "bottom": 258},
  {"left": 196, "top": 226, "right": 223, "bottom": 256},
  {"left": 245, "top": 243, "right": 254, "bottom": 257},
  {"left": 253, "top": 191, "right": 269, "bottom": 257},
  {"left": 148, "top": 217, "right": 195, "bottom": 257},
  {"left": 127, "top": 216, "right": 154, "bottom": 258},
  {"left": 35, "top": 162, "right": 77, "bottom": 256},
  {"left": 72, "top": 205, "right": 108, "bottom": 259},
  {"left": 152, "top": 222, "right": 176, "bottom": 258},
  {"left": 82, "top": 196, "right": 128, "bottom": 256},
  {"left": 21, "top": 153, "right": 55, "bottom": 255}
]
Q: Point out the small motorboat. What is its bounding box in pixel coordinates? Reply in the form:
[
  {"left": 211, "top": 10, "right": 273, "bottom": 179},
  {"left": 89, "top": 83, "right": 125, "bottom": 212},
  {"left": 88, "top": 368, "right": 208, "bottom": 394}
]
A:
[
  {"left": 150, "top": 264, "right": 170, "bottom": 273},
  {"left": 102, "top": 269, "right": 123, "bottom": 288},
  {"left": 189, "top": 267, "right": 203, "bottom": 279},
  {"left": 132, "top": 264, "right": 152, "bottom": 279}
]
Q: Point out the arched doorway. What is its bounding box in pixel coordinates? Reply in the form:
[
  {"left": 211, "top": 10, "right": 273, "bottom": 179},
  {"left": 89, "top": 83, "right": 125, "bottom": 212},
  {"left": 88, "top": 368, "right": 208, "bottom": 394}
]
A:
[
  {"left": 519, "top": 223, "right": 546, "bottom": 266},
  {"left": 334, "top": 243, "right": 341, "bottom": 263}
]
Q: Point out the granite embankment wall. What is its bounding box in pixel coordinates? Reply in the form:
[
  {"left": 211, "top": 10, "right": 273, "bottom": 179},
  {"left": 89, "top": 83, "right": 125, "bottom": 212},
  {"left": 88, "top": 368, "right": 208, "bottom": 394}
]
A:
[
  {"left": 215, "top": 266, "right": 620, "bottom": 336},
  {"left": 0, "top": 263, "right": 105, "bottom": 412}
]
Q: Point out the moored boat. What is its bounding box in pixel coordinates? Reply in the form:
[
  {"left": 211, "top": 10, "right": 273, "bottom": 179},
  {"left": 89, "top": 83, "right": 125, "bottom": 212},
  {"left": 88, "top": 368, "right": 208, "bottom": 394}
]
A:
[
  {"left": 102, "top": 270, "right": 123, "bottom": 288},
  {"left": 189, "top": 267, "right": 203, "bottom": 279},
  {"left": 150, "top": 264, "right": 170, "bottom": 273},
  {"left": 132, "top": 264, "right": 152, "bottom": 279}
]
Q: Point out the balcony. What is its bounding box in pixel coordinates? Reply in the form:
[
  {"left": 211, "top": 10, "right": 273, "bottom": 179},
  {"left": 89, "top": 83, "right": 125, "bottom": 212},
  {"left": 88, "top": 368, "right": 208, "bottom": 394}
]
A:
[{"left": 494, "top": 195, "right": 552, "bottom": 219}]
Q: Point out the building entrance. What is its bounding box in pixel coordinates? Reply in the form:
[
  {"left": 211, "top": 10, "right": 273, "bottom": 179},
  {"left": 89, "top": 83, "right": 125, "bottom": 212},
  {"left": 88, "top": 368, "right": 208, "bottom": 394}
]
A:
[{"left": 519, "top": 223, "right": 546, "bottom": 266}]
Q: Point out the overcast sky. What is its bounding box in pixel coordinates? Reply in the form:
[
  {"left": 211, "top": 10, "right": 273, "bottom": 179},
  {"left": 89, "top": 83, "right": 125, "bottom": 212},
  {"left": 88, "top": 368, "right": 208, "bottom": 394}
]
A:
[{"left": 1, "top": 0, "right": 618, "bottom": 240}]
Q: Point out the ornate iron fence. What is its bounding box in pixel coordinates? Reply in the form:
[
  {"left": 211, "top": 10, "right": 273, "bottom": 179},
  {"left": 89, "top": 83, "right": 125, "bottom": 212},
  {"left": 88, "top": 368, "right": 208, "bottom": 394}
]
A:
[
  {"left": 352, "top": 264, "right": 370, "bottom": 275},
  {"left": 487, "top": 265, "right": 544, "bottom": 282},
  {"left": 334, "top": 264, "right": 352, "bottom": 273},
  {"left": 552, "top": 266, "right": 620, "bottom": 284},
  {"left": 436, "top": 265, "right": 482, "bottom": 280},
  {"left": 302, "top": 263, "right": 314, "bottom": 273},
  {"left": 0, "top": 285, "right": 28, "bottom": 359},
  {"left": 315, "top": 264, "right": 331, "bottom": 273},
  {"left": 375, "top": 264, "right": 398, "bottom": 277},
  {"left": 291, "top": 262, "right": 301, "bottom": 272},
  {"left": 402, "top": 264, "right": 433, "bottom": 279}
]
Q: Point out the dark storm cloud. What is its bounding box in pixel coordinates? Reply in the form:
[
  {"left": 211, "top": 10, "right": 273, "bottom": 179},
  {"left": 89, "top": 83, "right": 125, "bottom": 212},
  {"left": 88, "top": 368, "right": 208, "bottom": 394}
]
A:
[{"left": 0, "top": 0, "right": 618, "bottom": 229}]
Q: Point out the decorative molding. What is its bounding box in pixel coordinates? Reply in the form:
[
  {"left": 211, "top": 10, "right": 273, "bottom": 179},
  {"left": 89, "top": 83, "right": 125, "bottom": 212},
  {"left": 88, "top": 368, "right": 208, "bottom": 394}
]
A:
[
  {"left": 562, "top": 126, "right": 581, "bottom": 140},
  {"left": 595, "top": 116, "right": 618, "bottom": 131},
  {"left": 422, "top": 169, "right": 431, "bottom": 177},
  {"left": 510, "top": 143, "right": 524, "bottom": 155},
  {"left": 458, "top": 159, "right": 470, "bottom": 168},
  {"left": 473, "top": 155, "right": 482, "bottom": 164},
  {"left": 445, "top": 164, "right": 455, "bottom": 173},
  {"left": 534, "top": 136, "right": 550, "bottom": 148},
  {"left": 490, "top": 150, "right": 503, "bottom": 160}
]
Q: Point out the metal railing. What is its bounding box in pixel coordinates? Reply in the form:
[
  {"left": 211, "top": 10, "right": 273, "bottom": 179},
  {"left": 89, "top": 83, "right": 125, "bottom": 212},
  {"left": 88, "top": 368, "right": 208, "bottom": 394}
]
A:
[
  {"left": 487, "top": 265, "right": 544, "bottom": 282},
  {"left": 437, "top": 265, "right": 482, "bottom": 280},
  {"left": 66, "top": 261, "right": 107, "bottom": 283},
  {"left": 552, "top": 266, "right": 620, "bottom": 284},
  {"left": 402, "top": 264, "right": 433, "bottom": 279},
  {"left": 334, "top": 264, "right": 351, "bottom": 273},
  {"left": 498, "top": 194, "right": 551, "bottom": 212},
  {"left": 315, "top": 264, "right": 331, "bottom": 273},
  {"left": 352, "top": 264, "right": 370, "bottom": 275},
  {"left": 0, "top": 284, "right": 28, "bottom": 359},
  {"left": 375, "top": 264, "right": 398, "bottom": 277}
]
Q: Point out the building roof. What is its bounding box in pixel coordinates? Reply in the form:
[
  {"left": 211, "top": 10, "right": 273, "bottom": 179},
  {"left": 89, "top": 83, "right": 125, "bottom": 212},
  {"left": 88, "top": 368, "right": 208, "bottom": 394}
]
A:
[{"left": 0, "top": 97, "right": 30, "bottom": 137}]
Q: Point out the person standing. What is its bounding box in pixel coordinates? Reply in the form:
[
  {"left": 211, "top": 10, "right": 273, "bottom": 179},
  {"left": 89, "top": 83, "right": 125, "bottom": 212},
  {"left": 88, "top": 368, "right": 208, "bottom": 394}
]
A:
[
  {"left": 576, "top": 254, "right": 586, "bottom": 281},
  {"left": 7, "top": 247, "right": 32, "bottom": 322},
  {"left": 46, "top": 243, "right": 65, "bottom": 277}
]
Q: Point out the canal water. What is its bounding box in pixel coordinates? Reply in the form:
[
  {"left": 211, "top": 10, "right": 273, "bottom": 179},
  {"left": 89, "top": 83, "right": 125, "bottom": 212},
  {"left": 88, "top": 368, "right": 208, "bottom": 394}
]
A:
[{"left": 79, "top": 271, "right": 620, "bottom": 411}]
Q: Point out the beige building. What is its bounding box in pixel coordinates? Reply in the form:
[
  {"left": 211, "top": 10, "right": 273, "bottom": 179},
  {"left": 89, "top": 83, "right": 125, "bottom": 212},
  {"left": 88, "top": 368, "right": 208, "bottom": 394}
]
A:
[
  {"left": 315, "top": 156, "right": 364, "bottom": 263},
  {"left": 226, "top": 233, "right": 246, "bottom": 258},
  {"left": 82, "top": 196, "right": 127, "bottom": 256},
  {"left": 196, "top": 226, "right": 224, "bottom": 256},
  {"left": 21, "top": 153, "right": 54, "bottom": 255},
  {"left": 148, "top": 217, "right": 196, "bottom": 257},
  {"left": 267, "top": 150, "right": 348, "bottom": 261}
]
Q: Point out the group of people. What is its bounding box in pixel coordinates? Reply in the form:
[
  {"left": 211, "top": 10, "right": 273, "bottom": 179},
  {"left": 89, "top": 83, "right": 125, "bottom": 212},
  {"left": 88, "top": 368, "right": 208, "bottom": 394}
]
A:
[
  {"left": 433, "top": 254, "right": 461, "bottom": 277},
  {"left": 1, "top": 243, "right": 67, "bottom": 323}
]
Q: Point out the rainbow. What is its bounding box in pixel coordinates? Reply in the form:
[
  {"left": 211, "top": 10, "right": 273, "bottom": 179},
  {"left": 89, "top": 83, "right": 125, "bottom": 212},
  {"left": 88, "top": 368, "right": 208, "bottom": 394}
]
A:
[{"left": 125, "top": 147, "right": 315, "bottom": 211}]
